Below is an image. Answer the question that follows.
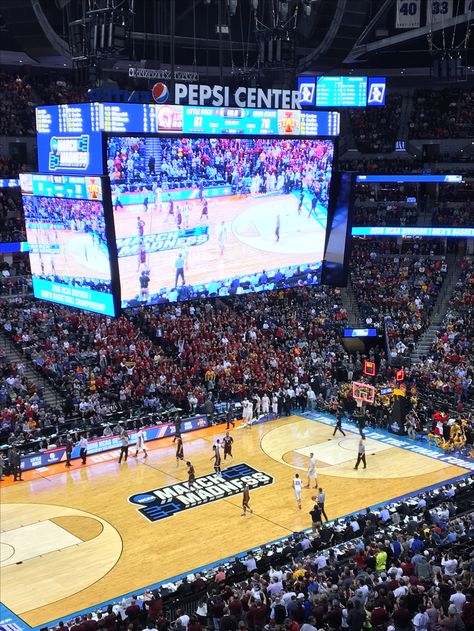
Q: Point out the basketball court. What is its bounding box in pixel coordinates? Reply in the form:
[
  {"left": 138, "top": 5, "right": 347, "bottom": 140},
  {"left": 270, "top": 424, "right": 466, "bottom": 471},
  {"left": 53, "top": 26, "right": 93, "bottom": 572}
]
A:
[
  {"left": 1, "top": 414, "right": 471, "bottom": 630},
  {"left": 114, "top": 192, "right": 326, "bottom": 302}
]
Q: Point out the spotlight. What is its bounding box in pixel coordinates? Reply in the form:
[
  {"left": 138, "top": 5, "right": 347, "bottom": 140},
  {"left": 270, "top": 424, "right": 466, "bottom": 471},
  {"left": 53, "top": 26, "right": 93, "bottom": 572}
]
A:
[
  {"left": 279, "top": 0, "right": 288, "bottom": 20},
  {"left": 227, "top": 0, "right": 238, "bottom": 16}
]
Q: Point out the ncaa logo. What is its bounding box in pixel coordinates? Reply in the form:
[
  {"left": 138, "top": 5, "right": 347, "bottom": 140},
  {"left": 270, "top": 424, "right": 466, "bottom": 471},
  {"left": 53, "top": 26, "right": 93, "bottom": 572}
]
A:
[
  {"left": 298, "top": 78, "right": 316, "bottom": 106},
  {"left": 132, "top": 493, "right": 156, "bottom": 504},
  {"left": 368, "top": 82, "right": 386, "bottom": 105},
  {"left": 152, "top": 82, "right": 169, "bottom": 104}
]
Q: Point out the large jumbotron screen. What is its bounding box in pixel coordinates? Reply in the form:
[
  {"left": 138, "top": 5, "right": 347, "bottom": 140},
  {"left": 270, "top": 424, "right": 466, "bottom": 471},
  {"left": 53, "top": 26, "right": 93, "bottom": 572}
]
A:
[
  {"left": 20, "top": 174, "right": 117, "bottom": 316},
  {"left": 107, "top": 135, "right": 335, "bottom": 307}
]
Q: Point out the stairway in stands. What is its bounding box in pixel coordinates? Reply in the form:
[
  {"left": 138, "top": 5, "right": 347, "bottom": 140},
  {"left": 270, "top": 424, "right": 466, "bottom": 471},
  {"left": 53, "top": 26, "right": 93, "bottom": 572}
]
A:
[
  {"left": 410, "top": 253, "right": 462, "bottom": 363},
  {"left": 340, "top": 277, "right": 362, "bottom": 327},
  {"left": 0, "top": 332, "right": 60, "bottom": 408},
  {"left": 143, "top": 138, "right": 163, "bottom": 178}
]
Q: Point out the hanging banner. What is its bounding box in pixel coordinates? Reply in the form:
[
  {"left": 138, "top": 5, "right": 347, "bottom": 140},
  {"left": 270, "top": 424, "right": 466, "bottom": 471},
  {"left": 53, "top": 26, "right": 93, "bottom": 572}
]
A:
[
  {"left": 395, "top": 0, "right": 421, "bottom": 28},
  {"left": 428, "top": 0, "right": 453, "bottom": 24}
]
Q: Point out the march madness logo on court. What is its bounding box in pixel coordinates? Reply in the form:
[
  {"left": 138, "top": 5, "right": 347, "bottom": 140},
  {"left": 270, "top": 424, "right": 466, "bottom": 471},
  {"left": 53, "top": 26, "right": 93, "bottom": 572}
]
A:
[
  {"left": 129, "top": 463, "right": 273, "bottom": 522},
  {"left": 116, "top": 227, "right": 209, "bottom": 257}
]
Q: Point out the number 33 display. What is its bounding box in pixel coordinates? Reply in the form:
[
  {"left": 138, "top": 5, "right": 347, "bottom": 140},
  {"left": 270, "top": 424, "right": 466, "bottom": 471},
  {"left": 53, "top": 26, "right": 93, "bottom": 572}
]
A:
[{"left": 429, "top": 0, "right": 453, "bottom": 23}]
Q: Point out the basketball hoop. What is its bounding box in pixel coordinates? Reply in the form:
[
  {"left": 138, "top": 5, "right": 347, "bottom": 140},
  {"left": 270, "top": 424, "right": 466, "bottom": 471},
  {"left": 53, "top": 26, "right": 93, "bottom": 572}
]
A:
[{"left": 352, "top": 381, "right": 375, "bottom": 405}]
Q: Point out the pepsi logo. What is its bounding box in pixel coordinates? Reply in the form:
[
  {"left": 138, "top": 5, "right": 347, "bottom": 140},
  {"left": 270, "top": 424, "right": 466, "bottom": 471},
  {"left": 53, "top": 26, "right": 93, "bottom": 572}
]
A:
[{"left": 152, "top": 82, "right": 169, "bottom": 104}]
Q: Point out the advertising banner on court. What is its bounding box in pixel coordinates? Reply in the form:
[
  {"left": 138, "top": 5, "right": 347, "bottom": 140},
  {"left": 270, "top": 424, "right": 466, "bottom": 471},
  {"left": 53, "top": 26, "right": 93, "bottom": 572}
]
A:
[{"left": 19, "top": 416, "right": 209, "bottom": 472}]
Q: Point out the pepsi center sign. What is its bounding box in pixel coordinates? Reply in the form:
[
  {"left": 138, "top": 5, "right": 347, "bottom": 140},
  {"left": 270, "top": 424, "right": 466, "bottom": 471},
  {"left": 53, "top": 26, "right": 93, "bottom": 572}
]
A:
[{"left": 170, "top": 82, "right": 301, "bottom": 110}]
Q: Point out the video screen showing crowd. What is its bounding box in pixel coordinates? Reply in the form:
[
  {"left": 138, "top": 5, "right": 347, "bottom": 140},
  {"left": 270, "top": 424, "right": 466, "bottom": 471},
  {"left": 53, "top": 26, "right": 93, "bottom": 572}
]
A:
[
  {"left": 107, "top": 135, "right": 334, "bottom": 307},
  {"left": 22, "top": 195, "right": 113, "bottom": 294}
]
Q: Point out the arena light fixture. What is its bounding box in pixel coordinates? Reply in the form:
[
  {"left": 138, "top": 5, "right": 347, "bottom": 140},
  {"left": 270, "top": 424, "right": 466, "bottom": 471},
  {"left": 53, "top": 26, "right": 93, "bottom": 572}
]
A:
[
  {"left": 279, "top": 1, "right": 289, "bottom": 20},
  {"left": 303, "top": 0, "right": 312, "bottom": 16},
  {"left": 227, "top": 0, "right": 238, "bottom": 16}
]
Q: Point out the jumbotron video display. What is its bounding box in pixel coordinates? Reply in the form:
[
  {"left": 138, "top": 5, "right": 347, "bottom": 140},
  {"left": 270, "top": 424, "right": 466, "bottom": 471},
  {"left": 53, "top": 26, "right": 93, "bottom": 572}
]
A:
[
  {"left": 107, "top": 135, "right": 334, "bottom": 306},
  {"left": 20, "top": 174, "right": 116, "bottom": 316}
]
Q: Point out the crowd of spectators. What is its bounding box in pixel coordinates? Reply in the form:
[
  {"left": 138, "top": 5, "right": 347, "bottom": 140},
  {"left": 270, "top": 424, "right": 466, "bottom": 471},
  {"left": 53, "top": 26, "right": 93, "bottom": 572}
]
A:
[
  {"left": 348, "top": 95, "right": 402, "bottom": 153},
  {"left": 0, "top": 156, "right": 26, "bottom": 178},
  {"left": 109, "top": 137, "right": 334, "bottom": 208},
  {"left": 353, "top": 202, "right": 419, "bottom": 227},
  {"left": 0, "top": 286, "right": 351, "bottom": 440},
  {"left": 409, "top": 88, "right": 474, "bottom": 139},
  {"left": 350, "top": 243, "right": 447, "bottom": 357},
  {"left": 45, "top": 477, "right": 474, "bottom": 631},
  {"left": 0, "top": 72, "right": 87, "bottom": 137},
  {"left": 23, "top": 196, "right": 107, "bottom": 241},
  {"left": 0, "top": 186, "right": 26, "bottom": 242},
  {"left": 339, "top": 159, "right": 423, "bottom": 175},
  {"left": 431, "top": 205, "right": 473, "bottom": 228},
  {"left": 0, "top": 356, "right": 52, "bottom": 449},
  {"left": 409, "top": 258, "right": 474, "bottom": 408}
]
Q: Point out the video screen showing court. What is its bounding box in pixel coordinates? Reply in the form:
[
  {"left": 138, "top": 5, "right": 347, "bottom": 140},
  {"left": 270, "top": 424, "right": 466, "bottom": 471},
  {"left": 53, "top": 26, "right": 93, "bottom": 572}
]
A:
[
  {"left": 107, "top": 135, "right": 334, "bottom": 307},
  {"left": 20, "top": 174, "right": 116, "bottom": 316}
]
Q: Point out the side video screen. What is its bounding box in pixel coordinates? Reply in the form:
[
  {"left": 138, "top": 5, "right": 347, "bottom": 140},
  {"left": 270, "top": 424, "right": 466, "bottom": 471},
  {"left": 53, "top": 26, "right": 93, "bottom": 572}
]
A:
[
  {"left": 20, "top": 174, "right": 116, "bottom": 316},
  {"left": 107, "top": 135, "right": 334, "bottom": 306}
]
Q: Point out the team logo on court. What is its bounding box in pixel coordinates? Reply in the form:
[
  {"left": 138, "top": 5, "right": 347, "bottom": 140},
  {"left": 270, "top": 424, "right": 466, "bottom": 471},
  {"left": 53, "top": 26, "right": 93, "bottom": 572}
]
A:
[{"left": 129, "top": 463, "right": 274, "bottom": 522}]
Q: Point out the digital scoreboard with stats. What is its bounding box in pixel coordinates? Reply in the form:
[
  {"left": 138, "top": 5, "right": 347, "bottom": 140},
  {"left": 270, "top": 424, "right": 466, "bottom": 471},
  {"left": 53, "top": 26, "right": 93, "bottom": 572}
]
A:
[
  {"left": 317, "top": 76, "right": 368, "bottom": 108},
  {"left": 298, "top": 76, "right": 386, "bottom": 108},
  {"left": 35, "top": 102, "right": 340, "bottom": 175}
]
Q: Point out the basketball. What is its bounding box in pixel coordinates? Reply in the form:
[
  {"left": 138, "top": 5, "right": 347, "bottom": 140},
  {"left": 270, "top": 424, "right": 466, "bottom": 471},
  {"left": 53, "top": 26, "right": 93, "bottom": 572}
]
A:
[
  {"left": 311, "top": 495, "right": 317, "bottom": 501},
  {"left": 152, "top": 82, "right": 169, "bottom": 104}
]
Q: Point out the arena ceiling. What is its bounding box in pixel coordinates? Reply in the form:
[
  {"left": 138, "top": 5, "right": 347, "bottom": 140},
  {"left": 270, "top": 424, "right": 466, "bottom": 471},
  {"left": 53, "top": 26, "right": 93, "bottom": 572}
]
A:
[{"left": 0, "top": 0, "right": 473, "bottom": 83}]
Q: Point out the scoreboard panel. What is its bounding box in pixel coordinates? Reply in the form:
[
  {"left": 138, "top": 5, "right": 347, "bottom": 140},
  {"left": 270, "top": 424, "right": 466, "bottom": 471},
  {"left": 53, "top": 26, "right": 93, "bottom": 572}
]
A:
[
  {"left": 316, "top": 76, "right": 368, "bottom": 108},
  {"left": 35, "top": 103, "right": 340, "bottom": 175}
]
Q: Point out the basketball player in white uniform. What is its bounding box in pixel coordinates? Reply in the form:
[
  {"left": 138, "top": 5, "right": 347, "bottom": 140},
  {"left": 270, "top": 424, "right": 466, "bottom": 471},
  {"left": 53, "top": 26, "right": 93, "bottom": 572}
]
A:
[
  {"left": 293, "top": 473, "right": 303, "bottom": 509},
  {"left": 272, "top": 393, "right": 279, "bottom": 418},
  {"left": 134, "top": 428, "right": 148, "bottom": 458},
  {"left": 239, "top": 397, "right": 254, "bottom": 429},
  {"left": 306, "top": 452, "right": 318, "bottom": 489},
  {"left": 261, "top": 393, "right": 270, "bottom": 417},
  {"left": 154, "top": 185, "right": 162, "bottom": 213}
]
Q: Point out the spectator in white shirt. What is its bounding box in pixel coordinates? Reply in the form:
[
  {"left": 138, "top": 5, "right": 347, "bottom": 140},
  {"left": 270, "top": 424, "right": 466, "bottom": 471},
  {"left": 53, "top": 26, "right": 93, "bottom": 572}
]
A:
[
  {"left": 449, "top": 584, "right": 466, "bottom": 612},
  {"left": 441, "top": 554, "right": 458, "bottom": 576}
]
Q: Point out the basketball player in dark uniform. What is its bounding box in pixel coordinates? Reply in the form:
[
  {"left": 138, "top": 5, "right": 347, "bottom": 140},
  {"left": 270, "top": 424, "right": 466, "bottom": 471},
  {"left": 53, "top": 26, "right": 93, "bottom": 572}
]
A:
[
  {"left": 173, "top": 415, "right": 182, "bottom": 443},
  {"left": 137, "top": 217, "right": 145, "bottom": 238},
  {"left": 186, "top": 461, "right": 196, "bottom": 489},
  {"left": 139, "top": 269, "right": 150, "bottom": 301},
  {"left": 333, "top": 410, "right": 346, "bottom": 437},
  {"left": 211, "top": 444, "right": 222, "bottom": 475},
  {"left": 176, "top": 436, "right": 184, "bottom": 467},
  {"left": 223, "top": 432, "right": 234, "bottom": 460},
  {"left": 65, "top": 434, "right": 73, "bottom": 467},
  {"left": 200, "top": 199, "right": 209, "bottom": 221},
  {"left": 242, "top": 483, "right": 253, "bottom": 516},
  {"left": 138, "top": 240, "right": 147, "bottom": 271},
  {"left": 226, "top": 402, "right": 235, "bottom": 429}
]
